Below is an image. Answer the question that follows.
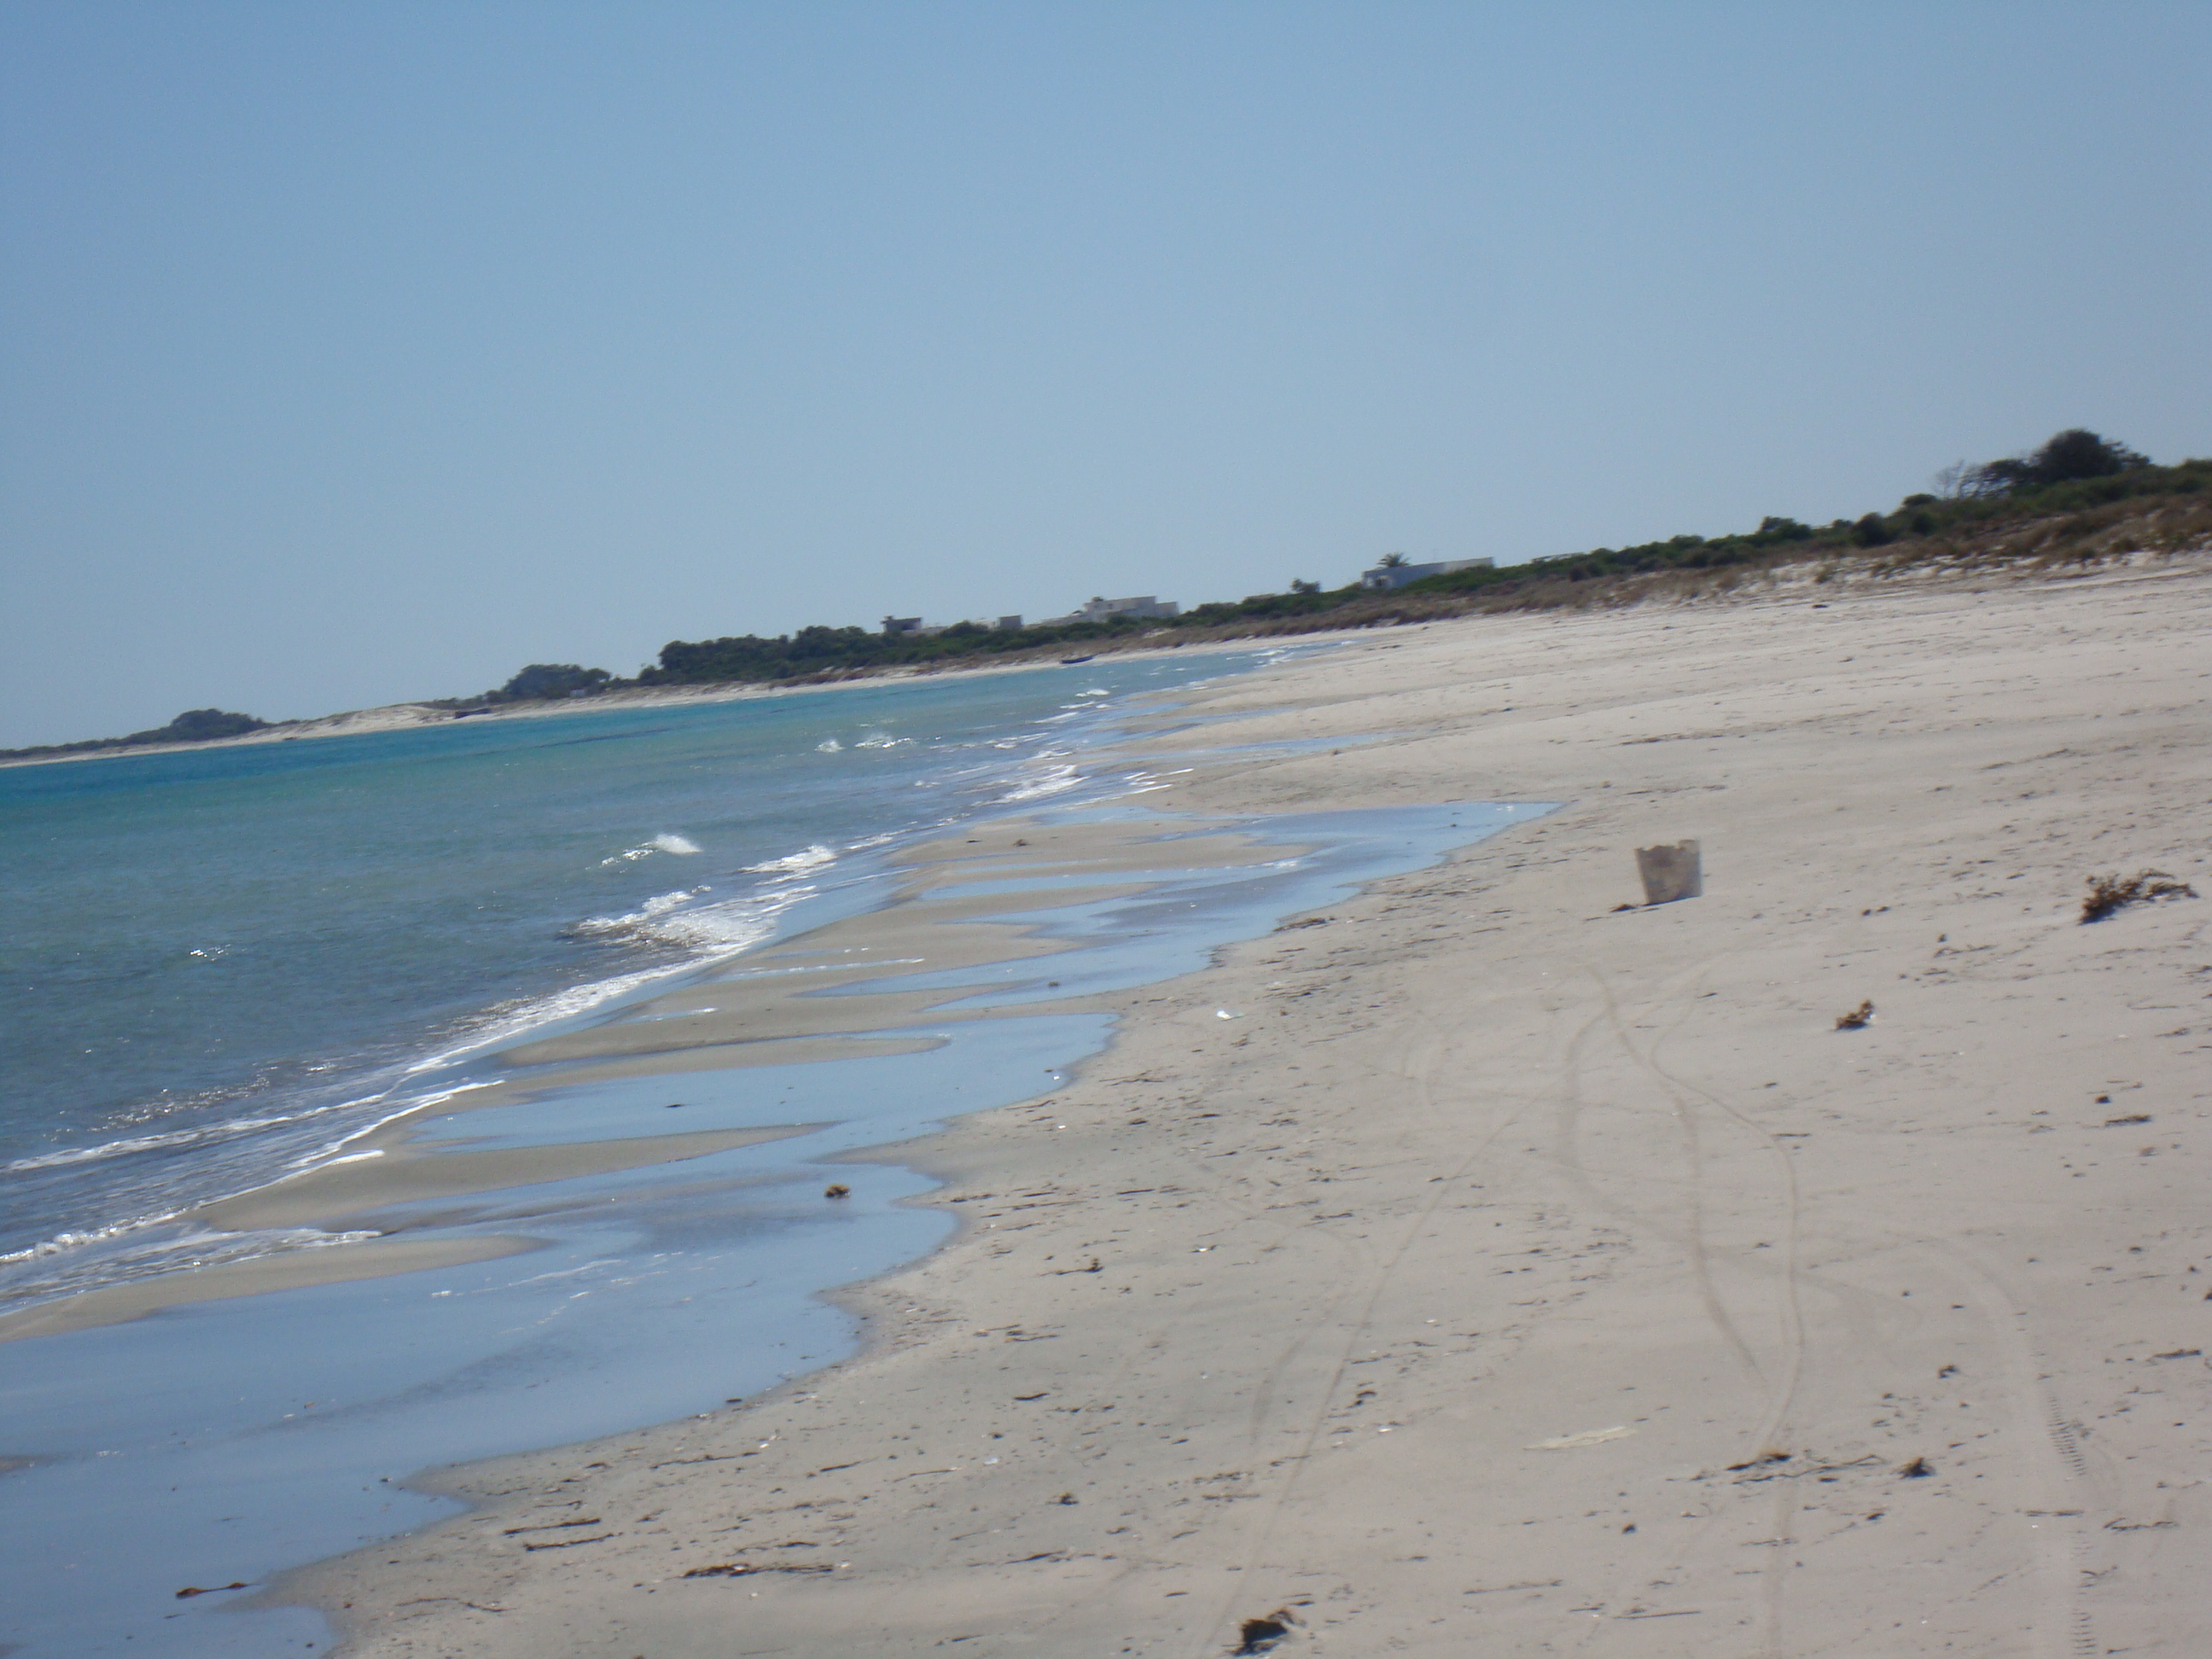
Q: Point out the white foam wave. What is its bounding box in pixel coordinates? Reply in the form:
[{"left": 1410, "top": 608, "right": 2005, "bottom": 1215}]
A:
[
  {"left": 600, "top": 832, "right": 702, "bottom": 866},
  {"left": 0, "top": 1224, "right": 381, "bottom": 1309},
  {"left": 402, "top": 958, "right": 721, "bottom": 1073},
  {"left": 406, "top": 883, "right": 814, "bottom": 1072},
  {"left": 631, "top": 898, "right": 795, "bottom": 952},
  {"left": 854, "top": 731, "right": 911, "bottom": 748},
  {"left": 572, "top": 888, "right": 710, "bottom": 937},
  {"left": 0, "top": 1211, "right": 182, "bottom": 1266},
  {"left": 816, "top": 737, "right": 842, "bottom": 752},
  {"left": 998, "top": 762, "right": 1085, "bottom": 803},
  {"left": 743, "top": 844, "right": 836, "bottom": 877},
  {"left": 5, "top": 1094, "right": 387, "bottom": 1174}
]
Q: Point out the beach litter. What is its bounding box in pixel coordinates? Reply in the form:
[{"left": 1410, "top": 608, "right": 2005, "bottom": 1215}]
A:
[
  {"left": 1232, "top": 1609, "right": 1300, "bottom": 1654},
  {"left": 173, "top": 1582, "right": 250, "bottom": 1598},
  {"left": 824, "top": 1184, "right": 851, "bottom": 1199},
  {"left": 1633, "top": 840, "right": 1703, "bottom": 905},
  {"left": 2081, "top": 869, "right": 2197, "bottom": 923},
  {"left": 1835, "top": 1000, "right": 1875, "bottom": 1030},
  {"left": 1526, "top": 1425, "right": 1635, "bottom": 1451}
]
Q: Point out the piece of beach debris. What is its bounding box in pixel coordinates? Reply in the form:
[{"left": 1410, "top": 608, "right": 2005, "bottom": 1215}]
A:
[
  {"left": 823, "top": 1184, "right": 851, "bottom": 1200},
  {"left": 1835, "top": 1000, "right": 1875, "bottom": 1030},
  {"left": 1275, "top": 916, "right": 1332, "bottom": 931},
  {"left": 1232, "top": 1608, "right": 1300, "bottom": 1654},
  {"left": 174, "top": 1582, "right": 251, "bottom": 1598},
  {"left": 1896, "top": 1456, "right": 1933, "bottom": 1478},
  {"left": 1725, "top": 1449, "right": 1790, "bottom": 1471},
  {"left": 680, "top": 1560, "right": 837, "bottom": 1579},
  {"left": 1052, "top": 1491, "right": 1077, "bottom": 1505},
  {"left": 1527, "top": 1425, "right": 1635, "bottom": 1451},
  {"left": 666, "top": 1101, "right": 684, "bottom": 1109},
  {"left": 2081, "top": 870, "right": 2197, "bottom": 923},
  {"left": 2104, "top": 1113, "right": 2151, "bottom": 1126},
  {"left": 1633, "top": 840, "right": 1703, "bottom": 905}
]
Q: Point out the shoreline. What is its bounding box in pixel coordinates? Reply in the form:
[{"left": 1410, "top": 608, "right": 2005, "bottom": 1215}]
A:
[
  {"left": 9, "top": 543, "right": 2187, "bottom": 774},
  {"left": 0, "top": 633, "right": 1326, "bottom": 772},
  {"left": 287, "top": 552, "right": 2212, "bottom": 1656}
]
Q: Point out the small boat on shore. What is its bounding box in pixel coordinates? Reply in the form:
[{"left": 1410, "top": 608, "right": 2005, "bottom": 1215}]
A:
[{"left": 1059, "top": 655, "right": 1094, "bottom": 665}]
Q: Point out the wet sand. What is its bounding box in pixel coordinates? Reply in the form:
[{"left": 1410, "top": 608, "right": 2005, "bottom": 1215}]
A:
[
  {"left": 495, "top": 819, "right": 1304, "bottom": 1066},
  {"left": 297, "top": 556, "right": 2211, "bottom": 1656},
  {"left": 0, "top": 1236, "right": 538, "bottom": 1343},
  {"left": 190, "top": 1125, "right": 819, "bottom": 1234},
  {"left": 0, "top": 1127, "right": 818, "bottom": 1344}
]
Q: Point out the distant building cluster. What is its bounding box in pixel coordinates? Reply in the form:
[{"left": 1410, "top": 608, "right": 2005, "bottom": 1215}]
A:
[
  {"left": 1040, "top": 595, "right": 1180, "bottom": 626},
  {"left": 879, "top": 560, "right": 1495, "bottom": 637},
  {"left": 882, "top": 596, "right": 1179, "bottom": 637},
  {"left": 881, "top": 614, "right": 1024, "bottom": 637}
]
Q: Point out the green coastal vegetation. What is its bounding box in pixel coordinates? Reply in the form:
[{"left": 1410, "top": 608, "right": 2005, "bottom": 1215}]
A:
[
  {"left": 8, "top": 430, "right": 2203, "bottom": 760},
  {"left": 620, "top": 428, "right": 2206, "bottom": 689},
  {"left": 0, "top": 707, "right": 274, "bottom": 763}
]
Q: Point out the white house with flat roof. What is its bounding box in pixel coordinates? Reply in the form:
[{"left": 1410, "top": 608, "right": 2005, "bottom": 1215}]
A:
[
  {"left": 1358, "top": 557, "right": 1493, "bottom": 591},
  {"left": 1038, "top": 595, "right": 1179, "bottom": 626}
]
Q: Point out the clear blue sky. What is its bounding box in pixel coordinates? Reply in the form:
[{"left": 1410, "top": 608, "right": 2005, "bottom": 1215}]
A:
[{"left": 3, "top": 2, "right": 2205, "bottom": 747}]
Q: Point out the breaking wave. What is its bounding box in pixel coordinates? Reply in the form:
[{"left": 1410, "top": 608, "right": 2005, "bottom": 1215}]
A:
[
  {"left": 4, "top": 1095, "right": 377, "bottom": 1174},
  {"left": 601, "top": 832, "right": 702, "bottom": 866},
  {"left": 744, "top": 844, "right": 836, "bottom": 877},
  {"left": 998, "top": 760, "right": 1086, "bottom": 802}
]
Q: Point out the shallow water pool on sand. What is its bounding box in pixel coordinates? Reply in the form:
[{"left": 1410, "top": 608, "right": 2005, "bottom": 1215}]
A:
[{"left": 0, "top": 799, "right": 1550, "bottom": 1657}]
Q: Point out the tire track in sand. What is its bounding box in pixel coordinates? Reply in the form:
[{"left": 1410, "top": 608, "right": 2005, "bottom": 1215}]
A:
[
  {"left": 1563, "top": 968, "right": 1807, "bottom": 1659},
  {"left": 1186, "top": 987, "right": 1580, "bottom": 1656}
]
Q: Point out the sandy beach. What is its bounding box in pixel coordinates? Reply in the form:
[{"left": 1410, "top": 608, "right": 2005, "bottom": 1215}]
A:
[{"left": 285, "top": 555, "right": 2212, "bottom": 1656}]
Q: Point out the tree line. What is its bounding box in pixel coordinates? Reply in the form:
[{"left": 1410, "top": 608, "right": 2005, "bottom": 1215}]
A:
[
  {"left": 7, "top": 429, "right": 2196, "bottom": 758},
  {"left": 628, "top": 429, "right": 2192, "bottom": 686}
]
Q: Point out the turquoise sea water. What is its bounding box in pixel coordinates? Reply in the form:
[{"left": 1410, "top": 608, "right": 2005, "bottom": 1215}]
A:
[{"left": 0, "top": 650, "right": 1547, "bottom": 1656}]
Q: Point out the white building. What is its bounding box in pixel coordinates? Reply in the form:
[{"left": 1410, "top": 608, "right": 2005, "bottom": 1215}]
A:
[
  {"left": 1358, "top": 558, "right": 1493, "bottom": 591},
  {"left": 1036, "top": 595, "right": 1180, "bottom": 626}
]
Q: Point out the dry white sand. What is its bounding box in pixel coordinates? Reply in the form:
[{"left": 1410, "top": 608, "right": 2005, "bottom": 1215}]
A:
[{"left": 290, "top": 557, "right": 2211, "bottom": 1656}]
